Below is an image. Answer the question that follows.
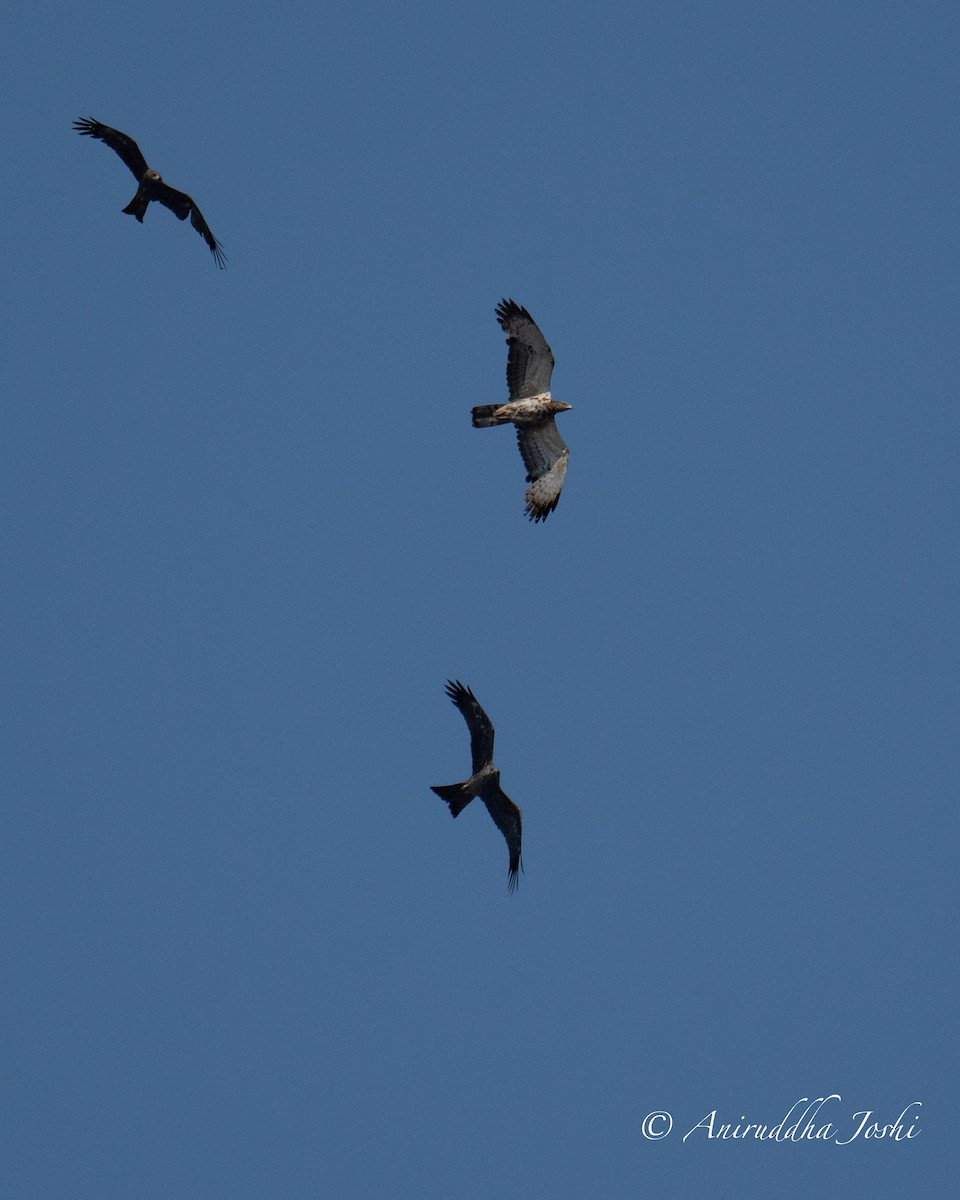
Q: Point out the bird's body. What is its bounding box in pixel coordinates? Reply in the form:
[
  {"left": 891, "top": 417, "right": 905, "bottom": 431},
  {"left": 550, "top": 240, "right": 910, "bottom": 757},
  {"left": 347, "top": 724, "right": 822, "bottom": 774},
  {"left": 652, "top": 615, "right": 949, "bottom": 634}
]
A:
[
  {"left": 74, "top": 118, "right": 226, "bottom": 268},
  {"left": 472, "top": 299, "right": 572, "bottom": 522},
  {"left": 431, "top": 680, "right": 523, "bottom": 892},
  {"left": 472, "top": 394, "right": 567, "bottom": 427}
]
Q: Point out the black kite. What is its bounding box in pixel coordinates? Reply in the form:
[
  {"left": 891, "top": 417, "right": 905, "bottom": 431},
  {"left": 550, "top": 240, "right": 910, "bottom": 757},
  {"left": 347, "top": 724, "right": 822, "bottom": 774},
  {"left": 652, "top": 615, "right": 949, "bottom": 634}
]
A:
[
  {"left": 431, "top": 680, "right": 523, "bottom": 893},
  {"left": 74, "top": 118, "right": 226, "bottom": 268}
]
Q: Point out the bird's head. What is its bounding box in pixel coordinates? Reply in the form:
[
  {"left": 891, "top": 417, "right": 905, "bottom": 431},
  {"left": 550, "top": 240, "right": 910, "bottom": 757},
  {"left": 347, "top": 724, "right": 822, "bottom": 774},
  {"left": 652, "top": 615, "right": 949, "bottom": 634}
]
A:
[
  {"left": 144, "top": 169, "right": 162, "bottom": 183},
  {"left": 552, "top": 401, "right": 573, "bottom": 413}
]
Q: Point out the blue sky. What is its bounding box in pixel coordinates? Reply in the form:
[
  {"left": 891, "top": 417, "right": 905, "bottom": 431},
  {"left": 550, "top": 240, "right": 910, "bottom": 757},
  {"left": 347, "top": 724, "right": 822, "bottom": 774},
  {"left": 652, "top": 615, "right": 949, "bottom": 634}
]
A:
[{"left": 1, "top": 1, "right": 956, "bottom": 1195}]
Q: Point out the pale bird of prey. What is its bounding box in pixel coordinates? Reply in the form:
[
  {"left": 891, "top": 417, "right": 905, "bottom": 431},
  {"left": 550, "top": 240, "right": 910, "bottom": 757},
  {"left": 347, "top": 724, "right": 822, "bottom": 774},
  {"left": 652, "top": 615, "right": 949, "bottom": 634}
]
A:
[
  {"left": 73, "top": 118, "right": 226, "bottom": 268},
  {"left": 431, "top": 680, "right": 523, "bottom": 893},
  {"left": 472, "top": 298, "right": 572, "bottom": 522}
]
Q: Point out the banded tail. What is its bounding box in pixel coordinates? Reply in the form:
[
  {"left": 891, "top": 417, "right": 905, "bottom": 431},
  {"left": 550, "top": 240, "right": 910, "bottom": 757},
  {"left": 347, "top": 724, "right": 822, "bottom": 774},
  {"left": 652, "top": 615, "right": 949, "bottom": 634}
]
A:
[{"left": 472, "top": 405, "right": 507, "bottom": 428}]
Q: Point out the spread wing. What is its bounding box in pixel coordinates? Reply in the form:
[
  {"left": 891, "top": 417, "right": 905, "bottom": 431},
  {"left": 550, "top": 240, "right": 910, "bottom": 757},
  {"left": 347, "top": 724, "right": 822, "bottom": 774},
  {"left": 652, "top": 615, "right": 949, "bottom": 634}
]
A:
[
  {"left": 444, "top": 679, "right": 495, "bottom": 774},
  {"left": 478, "top": 778, "right": 523, "bottom": 893},
  {"left": 73, "top": 117, "right": 149, "bottom": 180},
  {"left": 153, "top": 182, "right": 227, "bottom": 268},
  {"left": 496, "top": 298, "right": 555, "bottom": 399},
  {"left": 517, "top": 419, "right": 570, "bottom": 522}
]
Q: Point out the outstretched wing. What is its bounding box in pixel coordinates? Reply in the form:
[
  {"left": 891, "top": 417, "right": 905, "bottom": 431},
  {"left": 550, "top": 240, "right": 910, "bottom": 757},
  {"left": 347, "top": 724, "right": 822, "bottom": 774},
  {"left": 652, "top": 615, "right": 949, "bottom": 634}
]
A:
[
  {"left": 154, "top": 182, "right": 227, "bottom": 268},
  {"left": 444, "top": 679, "right": 495, "bottom": 774},
  {"left": 478, "top": 779, "right": 523, "bottom": 893},
  {"left": 73, "top": 118, "right": 149, "bottom": 180},
  {"left": 496, "top": 298, "right": 555, "bottom": 399},
  {"left": 517, "top": 419, "right": 570, "bottom": 522}
]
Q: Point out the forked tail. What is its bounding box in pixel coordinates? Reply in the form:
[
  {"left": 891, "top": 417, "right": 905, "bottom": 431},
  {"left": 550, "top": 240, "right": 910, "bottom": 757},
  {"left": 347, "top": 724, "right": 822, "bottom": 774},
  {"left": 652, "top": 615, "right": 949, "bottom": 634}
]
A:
[
  {"left": 121, "top": 187, "right": 149, "bottom": 222},
  {"left": 430, "top": 783, "right": 473, "bottom": 818}
]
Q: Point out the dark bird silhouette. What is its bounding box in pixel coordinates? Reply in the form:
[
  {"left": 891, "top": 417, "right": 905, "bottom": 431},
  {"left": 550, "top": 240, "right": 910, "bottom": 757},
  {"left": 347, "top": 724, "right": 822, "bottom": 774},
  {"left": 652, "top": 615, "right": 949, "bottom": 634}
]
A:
[
  {"left": 431, "top": 680, "right": 523, "bottom": 892},
  {"left": 73, "top": 118, "right": 226, "bottom": 268},
  {"left": 472, "top": 299, "right": 572, "bottom": 521}
]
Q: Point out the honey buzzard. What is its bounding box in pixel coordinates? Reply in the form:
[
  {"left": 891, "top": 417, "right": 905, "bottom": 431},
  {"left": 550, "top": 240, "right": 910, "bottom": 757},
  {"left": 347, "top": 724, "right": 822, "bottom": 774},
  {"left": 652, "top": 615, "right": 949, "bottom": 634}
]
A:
[{"left": 472, "top": 299, "right": 572, "bottom": 521}]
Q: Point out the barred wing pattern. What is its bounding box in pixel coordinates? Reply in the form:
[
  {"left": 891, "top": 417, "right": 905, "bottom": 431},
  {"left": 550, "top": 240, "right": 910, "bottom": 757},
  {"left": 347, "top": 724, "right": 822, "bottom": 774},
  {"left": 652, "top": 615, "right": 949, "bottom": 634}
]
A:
[
  {"left": 496, "top": 298, "right": 555, "bottom": 399},
  {"left": 517, "top": 420, "right": 570, "bottom": 523}
]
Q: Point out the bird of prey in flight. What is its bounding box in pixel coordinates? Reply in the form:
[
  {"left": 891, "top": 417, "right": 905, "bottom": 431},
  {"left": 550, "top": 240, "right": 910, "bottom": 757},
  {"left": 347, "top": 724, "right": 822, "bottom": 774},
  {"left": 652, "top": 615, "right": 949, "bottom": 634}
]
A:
[
  {"left": 73, "top": 118, "right": 226, "bottom": 268},
  {"left": 431, "top": 680, "right": 523, "bottom": 893},
  {"left": 472, "top": 299, "right": 572, "bottom": 522}
]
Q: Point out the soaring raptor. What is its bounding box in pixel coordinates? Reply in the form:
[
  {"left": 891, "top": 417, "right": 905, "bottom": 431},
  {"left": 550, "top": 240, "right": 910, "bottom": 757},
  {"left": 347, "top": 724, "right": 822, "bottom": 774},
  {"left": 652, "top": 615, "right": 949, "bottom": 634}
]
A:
[
  {"left": 472, "top": 299, "right": 572, "bottom": 522},
  {"left": 431, "top": 680, "right": 523, "bottom": 893},
  {"left": 74, "top": 118, "right": 226, "bottom": 268}
]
